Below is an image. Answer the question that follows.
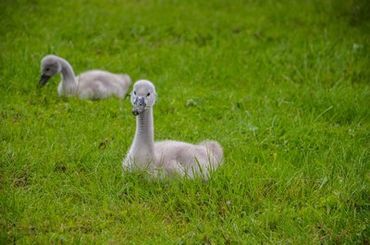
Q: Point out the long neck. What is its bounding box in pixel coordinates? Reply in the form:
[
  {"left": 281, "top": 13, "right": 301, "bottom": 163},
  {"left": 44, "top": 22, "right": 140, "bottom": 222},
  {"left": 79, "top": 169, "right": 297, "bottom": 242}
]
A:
[
  {"left": 58, "top": 57, "right": 77, "bottom": 89},
  {"left": 132, "top": 108, "right": 155, "bottom": 156}
]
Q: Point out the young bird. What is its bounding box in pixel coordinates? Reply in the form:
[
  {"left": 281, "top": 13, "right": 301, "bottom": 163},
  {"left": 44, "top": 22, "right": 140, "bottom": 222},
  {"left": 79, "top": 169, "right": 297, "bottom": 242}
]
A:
[{"left": 39, "top": 54, "right": 131, "bottom": 99}]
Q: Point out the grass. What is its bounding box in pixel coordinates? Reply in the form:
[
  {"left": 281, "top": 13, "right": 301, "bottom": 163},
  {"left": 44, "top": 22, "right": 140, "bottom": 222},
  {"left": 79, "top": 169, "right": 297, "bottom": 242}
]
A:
[{"left": 0, "top": 0, "right": 369, "bottom": 243}]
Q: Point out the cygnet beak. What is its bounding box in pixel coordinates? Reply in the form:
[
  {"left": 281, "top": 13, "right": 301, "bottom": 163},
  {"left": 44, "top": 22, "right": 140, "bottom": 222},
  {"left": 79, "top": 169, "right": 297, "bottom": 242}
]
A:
[
  {"left": 132, "top": 110, "right": 140, "bottom": 116},
  {"left": 39, "top": 74, "right": 51, "bottom": 87},
  {"left": 132, "top": 96, "right": 146, "bottom": 116}
]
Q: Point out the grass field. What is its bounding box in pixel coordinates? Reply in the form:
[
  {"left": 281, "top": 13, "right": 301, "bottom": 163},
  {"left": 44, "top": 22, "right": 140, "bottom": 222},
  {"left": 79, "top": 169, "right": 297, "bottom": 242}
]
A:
[{"left": 1, "top": 0, "right": 369, "bottom": 243}]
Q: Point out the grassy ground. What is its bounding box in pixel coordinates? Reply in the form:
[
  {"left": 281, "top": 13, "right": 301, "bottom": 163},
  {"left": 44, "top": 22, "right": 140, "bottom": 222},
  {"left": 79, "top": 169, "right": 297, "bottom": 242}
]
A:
[{"left": 1, "top": 0, "right": 369, "bottom": 243}]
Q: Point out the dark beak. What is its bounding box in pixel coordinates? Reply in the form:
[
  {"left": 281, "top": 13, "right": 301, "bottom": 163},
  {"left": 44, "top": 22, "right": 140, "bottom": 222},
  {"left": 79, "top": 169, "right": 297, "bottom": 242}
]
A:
[
  {"left": 132, "top": 97, "right": 146, "bottom": 116},
  {"left": 132, "top": 110, "right": 140, "bottom": 116},
  {"left": 39, "top": 74, "right": 51, "bottom": 87}
]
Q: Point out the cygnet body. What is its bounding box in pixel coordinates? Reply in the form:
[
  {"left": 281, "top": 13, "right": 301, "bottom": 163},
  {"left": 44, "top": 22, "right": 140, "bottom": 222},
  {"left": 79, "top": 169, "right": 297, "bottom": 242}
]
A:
[
  {"left": 123, "top": 80, "right": 224, "bottom": 179},
  {"left": 39, "top": 55, "right": 131, "bottom": 99}
]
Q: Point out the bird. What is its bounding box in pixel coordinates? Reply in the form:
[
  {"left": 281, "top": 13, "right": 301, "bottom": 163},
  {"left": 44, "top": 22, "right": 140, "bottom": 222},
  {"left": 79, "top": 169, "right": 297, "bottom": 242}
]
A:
[
  {"left": 123, "top": 80, "right": 224, "bottom": 179},
  {"left": 39, "top": 54, "right": 131, "bottom": 99}
]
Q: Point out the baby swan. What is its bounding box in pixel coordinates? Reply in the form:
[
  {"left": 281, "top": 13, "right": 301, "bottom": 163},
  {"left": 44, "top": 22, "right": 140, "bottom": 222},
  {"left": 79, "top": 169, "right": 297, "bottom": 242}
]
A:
[
  {"left": 39, "top": 54, "right": 131, "bottom": 99},
  {"left": 123, "top": 80, "right": 224, "bottom": 179}
]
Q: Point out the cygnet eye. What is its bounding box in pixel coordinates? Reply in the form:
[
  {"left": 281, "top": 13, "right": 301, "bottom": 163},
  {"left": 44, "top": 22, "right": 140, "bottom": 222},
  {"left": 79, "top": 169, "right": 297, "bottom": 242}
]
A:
[
  {"left": 147, "top": 92, "right": 151, "bottom": 97},
  {"left": 133, "top": 91, "right": 136, "bottom": 95}
]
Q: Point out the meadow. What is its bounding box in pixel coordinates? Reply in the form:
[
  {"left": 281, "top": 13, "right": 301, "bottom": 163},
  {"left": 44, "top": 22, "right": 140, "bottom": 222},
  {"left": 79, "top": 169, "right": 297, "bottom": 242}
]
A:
[{"left": 0, "top": 0, "right": 369, "bottom": 243}]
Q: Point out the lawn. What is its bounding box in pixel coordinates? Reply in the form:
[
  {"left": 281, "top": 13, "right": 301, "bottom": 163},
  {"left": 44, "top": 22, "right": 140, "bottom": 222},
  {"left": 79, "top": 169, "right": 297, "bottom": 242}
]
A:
[{"left": 0, "top": 0, "right": 369, "bottom": 243}]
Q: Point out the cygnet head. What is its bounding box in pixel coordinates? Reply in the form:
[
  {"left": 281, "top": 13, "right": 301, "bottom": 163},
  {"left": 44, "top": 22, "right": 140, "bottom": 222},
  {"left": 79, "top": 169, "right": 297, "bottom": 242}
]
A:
[
  {"left": 130, "top": 80, "right": 157, "bottom": 116},
  {"left": 39, "top": 55, "right": 62, "bottom": 86}
]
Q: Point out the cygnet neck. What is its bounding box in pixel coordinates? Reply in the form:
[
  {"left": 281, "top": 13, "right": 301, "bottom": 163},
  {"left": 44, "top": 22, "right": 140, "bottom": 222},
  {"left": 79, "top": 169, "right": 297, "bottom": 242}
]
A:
[
  {"left": 133, "top": 107, "right": 155, "bottom": 155},
  {"left": 58, "top": 57, "right": 77, "bottom": 90}
]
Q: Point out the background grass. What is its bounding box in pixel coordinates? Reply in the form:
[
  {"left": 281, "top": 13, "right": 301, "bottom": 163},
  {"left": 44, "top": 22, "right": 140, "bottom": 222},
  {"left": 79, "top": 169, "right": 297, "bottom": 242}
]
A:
[{"left": 0, "top": 0, "right": 369, "bottom": 243}]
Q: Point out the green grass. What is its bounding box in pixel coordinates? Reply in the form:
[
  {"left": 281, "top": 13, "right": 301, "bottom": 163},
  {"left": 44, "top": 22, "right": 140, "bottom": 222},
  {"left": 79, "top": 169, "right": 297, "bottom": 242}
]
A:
[{"left": 1, "top": 0, "right": 369, "bottom": 243}]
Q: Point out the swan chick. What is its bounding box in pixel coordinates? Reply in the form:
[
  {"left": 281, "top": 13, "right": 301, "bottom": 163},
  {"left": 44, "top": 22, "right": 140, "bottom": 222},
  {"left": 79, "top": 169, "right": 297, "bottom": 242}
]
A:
[
  {"left": 123, "top": 80, "right": 224, "bottom": 179},
  {"left": 39, "top": 54, "right": 131, "bottom": 99}
]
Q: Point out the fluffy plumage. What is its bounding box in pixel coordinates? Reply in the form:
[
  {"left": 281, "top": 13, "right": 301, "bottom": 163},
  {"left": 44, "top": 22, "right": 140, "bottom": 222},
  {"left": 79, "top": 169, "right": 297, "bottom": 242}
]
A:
[
  {"left": 39, "top": 55, "right": 131, "bottom": 99},
  {"left": 123, "top": 80, "right": 224, "bottom": 179}
]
